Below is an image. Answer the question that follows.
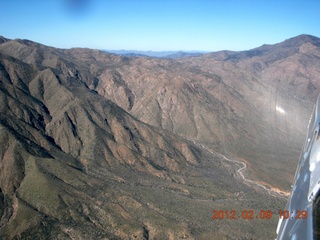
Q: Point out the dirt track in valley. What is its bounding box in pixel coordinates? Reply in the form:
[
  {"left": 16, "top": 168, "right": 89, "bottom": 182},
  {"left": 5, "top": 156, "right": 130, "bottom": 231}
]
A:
[{"left": 190, "top": 139, "right": 290, "bottom": 200}]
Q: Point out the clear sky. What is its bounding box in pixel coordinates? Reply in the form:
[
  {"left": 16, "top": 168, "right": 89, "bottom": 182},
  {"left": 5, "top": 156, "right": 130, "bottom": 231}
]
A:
[{"left": 1, "top": 0, "right": 319, "bottom": 51}]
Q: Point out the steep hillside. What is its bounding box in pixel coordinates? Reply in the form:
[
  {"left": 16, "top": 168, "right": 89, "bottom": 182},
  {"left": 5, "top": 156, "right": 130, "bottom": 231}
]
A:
[
  {"left": 1, "top": 35, "right": 319, "bottom": 239},
  {"left": 47, "top": 34, "right": 320, "bottom": 189},
  {"left": 0, "top": 44, "right": 286, "bottom": 239}
]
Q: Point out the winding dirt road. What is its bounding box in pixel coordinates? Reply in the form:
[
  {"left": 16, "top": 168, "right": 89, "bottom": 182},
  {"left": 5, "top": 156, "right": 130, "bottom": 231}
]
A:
[{"left": 190, "top": 139, "right": 290, "bottom": 200}]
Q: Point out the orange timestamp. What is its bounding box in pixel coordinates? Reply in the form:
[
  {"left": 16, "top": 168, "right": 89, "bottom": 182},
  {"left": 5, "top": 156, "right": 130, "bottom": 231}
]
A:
[{"left": 212, "top": 209, "right": 308, "bottom": 220}]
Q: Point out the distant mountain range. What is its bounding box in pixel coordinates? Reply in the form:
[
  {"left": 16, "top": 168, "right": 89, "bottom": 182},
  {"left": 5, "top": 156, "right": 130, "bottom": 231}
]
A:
[
  {"left": 105, "top": 49, "right": 208, "bottom": 58},
  {"left": 0, "top": 34, "right": 320, "bottom": 239}
]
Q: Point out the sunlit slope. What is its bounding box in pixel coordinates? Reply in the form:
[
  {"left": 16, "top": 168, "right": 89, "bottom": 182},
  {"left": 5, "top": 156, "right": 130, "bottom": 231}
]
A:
[
  {"left": 0, "top": 45, "right": 286, "bottom": 239},
  {"left": 46, "top": 35, "right": 320, "bottom": 189},
  {"left": 1, "top": 35, "right": 319, "bottom": 239}
]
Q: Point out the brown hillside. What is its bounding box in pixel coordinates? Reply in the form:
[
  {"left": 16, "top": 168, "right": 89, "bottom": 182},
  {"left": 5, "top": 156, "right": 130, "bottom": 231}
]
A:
[{"left": 1, "top": 35, "right": 319, "bottom": 239}]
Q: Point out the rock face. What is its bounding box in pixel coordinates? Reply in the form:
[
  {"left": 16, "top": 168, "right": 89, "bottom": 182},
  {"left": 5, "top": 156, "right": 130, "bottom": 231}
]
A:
[{"left": 0, "top": 34, "right": 319, "bottom": 239}]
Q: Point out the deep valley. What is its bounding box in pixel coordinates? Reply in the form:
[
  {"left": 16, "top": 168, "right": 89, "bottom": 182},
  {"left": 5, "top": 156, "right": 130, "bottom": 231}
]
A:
[{"left": 0, "top": 34, "right": 320, "bottom": 239}]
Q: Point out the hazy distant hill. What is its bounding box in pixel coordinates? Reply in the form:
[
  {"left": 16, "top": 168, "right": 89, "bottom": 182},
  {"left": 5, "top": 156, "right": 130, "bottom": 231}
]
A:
[
  {"left": 0, "top": 34, "right": 320, "bottom": 239},
  {"left": 105, "top": 49, "right": 207, "bottom": 58}
]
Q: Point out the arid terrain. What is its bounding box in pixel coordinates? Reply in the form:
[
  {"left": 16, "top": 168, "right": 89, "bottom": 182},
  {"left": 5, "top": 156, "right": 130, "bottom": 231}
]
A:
[{"left": 0, "top": 34, "right": 320, "bottom": 239}]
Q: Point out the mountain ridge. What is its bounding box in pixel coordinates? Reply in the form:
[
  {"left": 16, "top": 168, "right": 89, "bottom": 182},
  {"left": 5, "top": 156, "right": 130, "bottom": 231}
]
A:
[
  {"left": 1, "top": 34, "right": 319, "bottom": 187},
  {"left": 0, "top": 34, "right": 320, "bottom": 239},
  {"left": 104, "top": 50, "right": 208, "bottom": 58},
  {"left": 204, "top": 34, "right": 320, "bottom": 62}
]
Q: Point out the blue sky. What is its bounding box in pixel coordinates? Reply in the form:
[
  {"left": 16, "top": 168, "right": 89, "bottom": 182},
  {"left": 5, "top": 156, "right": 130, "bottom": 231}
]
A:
[{"left": 1, "top": 0, "right": 319, "bottom": 51}]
